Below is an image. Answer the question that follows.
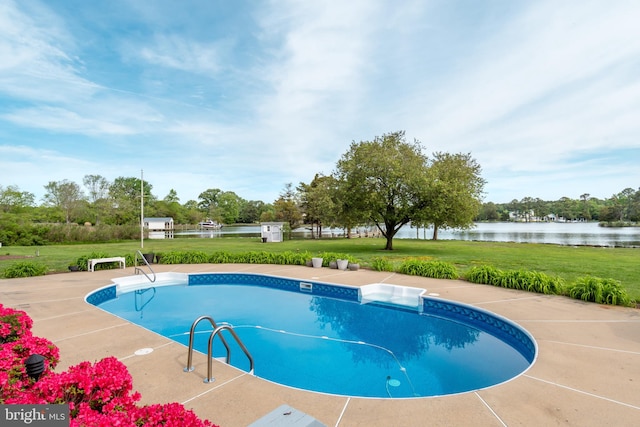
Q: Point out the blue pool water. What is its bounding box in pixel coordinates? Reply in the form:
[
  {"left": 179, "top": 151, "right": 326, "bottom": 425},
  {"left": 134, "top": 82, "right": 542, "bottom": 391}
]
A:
[{"left": 88, "top": 273, "right": 536, "bottom": 398}]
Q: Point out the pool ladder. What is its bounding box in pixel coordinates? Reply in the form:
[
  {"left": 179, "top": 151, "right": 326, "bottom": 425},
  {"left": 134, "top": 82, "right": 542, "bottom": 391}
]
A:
[
  {"left": 183, "top": 315, "right": 254, "bottom": 383},
  {"left": 134, "top": 250, "right": 156, "bottom": 283}
]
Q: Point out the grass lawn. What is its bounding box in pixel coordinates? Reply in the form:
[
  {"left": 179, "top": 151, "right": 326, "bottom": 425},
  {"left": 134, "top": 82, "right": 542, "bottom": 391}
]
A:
[{"left": 1, "top": 236, "right": 639, "bottom": 300}]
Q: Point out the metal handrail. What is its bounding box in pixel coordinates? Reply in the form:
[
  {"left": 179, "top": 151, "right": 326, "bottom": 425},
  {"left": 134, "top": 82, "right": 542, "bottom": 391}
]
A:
[
  {"left": 134, "top": 250, "right": 156, "bottom": 283},
  {"left": 183, "top": 315, "right": 231, "bottom": 373},
  {"left": 205, "top": 324, "right": 254, "bottom": 383}
]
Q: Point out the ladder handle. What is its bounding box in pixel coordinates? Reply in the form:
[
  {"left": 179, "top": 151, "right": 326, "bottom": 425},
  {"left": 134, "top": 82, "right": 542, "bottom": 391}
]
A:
[
  {"left": 184, "top": 315, "right": 231, "bottom": 372},
  {"left": 207, "top": 324, "right": 255, "bottom": 382}
]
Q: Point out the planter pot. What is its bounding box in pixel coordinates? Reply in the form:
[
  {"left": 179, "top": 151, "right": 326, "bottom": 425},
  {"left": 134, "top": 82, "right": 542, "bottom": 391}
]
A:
[
  {"left": 329, "top": 260, "right": 338, "bottom": 269},
  {"left": 311, "top": 257, "right": 323, "bottom": 268},
  {"left": 305, "top": 259, "right": 313, "bottom": 267},
  {"left": 348, "top": 263, "right": 360, "bottom": 271},
  {"left": 142, "top": 253, "right": 155, "bottom": 264},
  {"left": 337, "top": 259, "right": 349, "bottom": 270},
  {"left": 68, "top": 265, "right": 79, "bottom": 272}
]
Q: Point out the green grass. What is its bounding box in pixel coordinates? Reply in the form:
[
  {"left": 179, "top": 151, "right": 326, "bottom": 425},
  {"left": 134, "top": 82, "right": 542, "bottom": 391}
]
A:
[{"left": 1, "top": 237, "right": 639, "bottom": 300}]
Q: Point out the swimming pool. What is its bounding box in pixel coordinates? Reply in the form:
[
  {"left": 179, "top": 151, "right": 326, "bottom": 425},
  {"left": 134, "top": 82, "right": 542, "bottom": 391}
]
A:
[{"left": 87, "top": 272, "right": 536, "bottom": 398}]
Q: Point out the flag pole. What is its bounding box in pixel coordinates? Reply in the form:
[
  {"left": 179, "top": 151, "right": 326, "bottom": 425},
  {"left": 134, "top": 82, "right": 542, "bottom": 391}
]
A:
[{"left": 140, "top": 169, "right": 144, "bottom": 249}]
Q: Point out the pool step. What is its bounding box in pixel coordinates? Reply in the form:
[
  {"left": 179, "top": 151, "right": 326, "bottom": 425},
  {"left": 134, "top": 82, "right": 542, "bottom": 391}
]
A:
[{"left": 248, "top": 404, "right": 326, "bottom": 427}]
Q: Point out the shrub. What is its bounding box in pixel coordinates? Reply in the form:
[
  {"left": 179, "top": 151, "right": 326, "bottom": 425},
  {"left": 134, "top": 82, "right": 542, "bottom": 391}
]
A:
[
  {"left": 370, "top": 257, "right": 394, "bottom": 272},
  {"left": 568, "top": 276, "right": 631, "bottom": 306},
  {"left": 398, "top": 259, "right": 458, "bottom": 279},
  {"left": 2, "top": 261, "right": 48, "bottom": 278},
  {"left": 465, "top": 265, "right": 502, "bottom": 285},
  {"left": 0, "top": 303, "right": 216, "bottom": 426}
]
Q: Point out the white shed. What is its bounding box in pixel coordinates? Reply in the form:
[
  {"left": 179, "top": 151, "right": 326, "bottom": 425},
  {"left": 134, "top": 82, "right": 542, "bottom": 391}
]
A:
[
  {"left": 260, "top": 222, "right": 284, "bottom": 243},
  {"left": 144, "top": 217, "right": 174, "bottom": 239}
]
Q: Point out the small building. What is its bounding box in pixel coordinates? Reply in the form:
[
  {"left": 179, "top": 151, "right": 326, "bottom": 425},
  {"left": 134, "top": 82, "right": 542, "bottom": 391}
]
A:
[
  {"left": 144, "top": 217, "right": 174, "bottom": 239},
  {"left": 260, "top": 222, "right": 284, "bottom": 243}
]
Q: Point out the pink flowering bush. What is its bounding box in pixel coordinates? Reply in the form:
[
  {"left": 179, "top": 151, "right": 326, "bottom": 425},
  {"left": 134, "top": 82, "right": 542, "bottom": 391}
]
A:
[
  {"left": 0, "top": 304, "right": 216, "bottom": 427},
  {"left": 1, "top": 305, "right": 59, "bottom": 401}
]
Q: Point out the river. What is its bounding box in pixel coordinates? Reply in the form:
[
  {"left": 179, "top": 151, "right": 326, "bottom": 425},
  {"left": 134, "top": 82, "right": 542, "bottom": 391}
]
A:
[{"left": 176, "top": 222, "right": 640, "bottom": 247}]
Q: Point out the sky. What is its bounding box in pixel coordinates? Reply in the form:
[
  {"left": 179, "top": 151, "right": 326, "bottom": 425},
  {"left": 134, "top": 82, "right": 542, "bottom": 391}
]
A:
[{"left": 1, "top": 0, "right": 639, "bottom": 206}]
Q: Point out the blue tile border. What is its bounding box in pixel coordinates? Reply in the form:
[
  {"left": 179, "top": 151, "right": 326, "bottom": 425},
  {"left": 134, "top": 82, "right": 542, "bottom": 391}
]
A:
[
  {"left": 423, "top": 298, "right": 537, "bottom": 363},
  {"left": 86, "top": 285, "right": 116, "bottom": 305},
  {"left": 188, "top": 273, "right": 360, "bottom": 301}
]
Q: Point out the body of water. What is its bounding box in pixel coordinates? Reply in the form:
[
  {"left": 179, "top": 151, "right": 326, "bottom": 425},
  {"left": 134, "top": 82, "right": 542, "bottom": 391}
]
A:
[{"left": 176, "top": 222, "right": 640, "bottom": 247}]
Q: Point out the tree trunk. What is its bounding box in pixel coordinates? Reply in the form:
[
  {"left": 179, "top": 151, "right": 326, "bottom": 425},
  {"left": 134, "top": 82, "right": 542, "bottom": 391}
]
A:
[
  {"left": 385, "top": 234, "right": 393, "bottom": 250},
  {"left": 432, "top": 225, "right": 439, "bottom": 240}
]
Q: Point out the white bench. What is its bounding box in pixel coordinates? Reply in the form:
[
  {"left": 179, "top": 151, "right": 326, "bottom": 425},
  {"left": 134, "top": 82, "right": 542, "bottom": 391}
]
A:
[{"left": 88, "top": 257, "right": 126, "bottom": 272}]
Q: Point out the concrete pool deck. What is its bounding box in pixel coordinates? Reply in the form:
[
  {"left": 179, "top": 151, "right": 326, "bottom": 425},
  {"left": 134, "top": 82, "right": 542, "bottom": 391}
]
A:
[{"left": 2, "top": 263, "right": 640, "bottom": 426}]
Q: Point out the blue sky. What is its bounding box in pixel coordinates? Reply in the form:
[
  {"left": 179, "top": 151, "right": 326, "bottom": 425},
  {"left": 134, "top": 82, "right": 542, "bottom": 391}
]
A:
[{"left": 1, "top": 0, "right": 639, "bottom": 205}]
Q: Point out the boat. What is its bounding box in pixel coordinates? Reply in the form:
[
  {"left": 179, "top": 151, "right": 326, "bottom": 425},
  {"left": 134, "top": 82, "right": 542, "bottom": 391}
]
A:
[{"left": 198, "top": 220, "right": 223, "bottom": 230}]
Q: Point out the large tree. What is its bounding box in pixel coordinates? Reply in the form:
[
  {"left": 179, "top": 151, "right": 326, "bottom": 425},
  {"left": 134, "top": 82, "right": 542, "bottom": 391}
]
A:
[
  {"left": 333, "top": 131, "right": 430, "bottom": 250},
  {"left": 417, "top": 152, "right": 485, "bottom": 240}
]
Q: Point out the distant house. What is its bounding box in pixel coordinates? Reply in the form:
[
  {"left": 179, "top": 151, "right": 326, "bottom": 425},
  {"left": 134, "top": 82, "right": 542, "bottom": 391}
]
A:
[
  {"left": 260, "top": 222, "right": 284, "bottom": 243},
  {"left": 144, "top": 217, "right": 174, "bottom": 239}
]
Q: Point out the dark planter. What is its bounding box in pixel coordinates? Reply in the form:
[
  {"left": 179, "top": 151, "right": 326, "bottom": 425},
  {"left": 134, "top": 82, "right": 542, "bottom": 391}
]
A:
[
  {"left": 142, "top": 253, "right": 155, "bottom": 264},
  {"left": 68, "top": 265, "right": 79, "bottom": 272}
]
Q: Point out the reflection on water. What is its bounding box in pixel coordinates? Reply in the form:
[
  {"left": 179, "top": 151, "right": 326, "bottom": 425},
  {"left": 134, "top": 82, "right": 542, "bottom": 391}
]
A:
[
  {"left": 310, "top": 296, "right": 479, "bottom": 367},
  {"left": 176, "top": 222, "right": 640, "bottom": 247}
]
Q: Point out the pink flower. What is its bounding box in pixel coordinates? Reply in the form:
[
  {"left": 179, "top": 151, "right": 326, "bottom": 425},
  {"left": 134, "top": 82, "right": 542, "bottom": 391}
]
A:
[{"left": 1, "top": 304, "right": 217, "bottom": 426}]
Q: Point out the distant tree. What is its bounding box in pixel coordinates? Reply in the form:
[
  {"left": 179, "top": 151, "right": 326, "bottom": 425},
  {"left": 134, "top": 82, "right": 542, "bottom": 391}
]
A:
[
  {"left": 333, "top": 131, "right": 430, "bottom": 250},
  {"left": 83, "top": 174, "right": 110, "bottom": 225},
  {"left": 43, "top": 180, "right": 85, "bottom": 224},
  {"left": 274, "top": 183, "right": 302, "bottom": 239},
  {"left": 83, "top": 175, "right": 110, "bottom": 203},
  {"left": 164, "top": 189, "right": 180, "bottom": 204},
  {"left": 0, "top": 185, "right": 35, "bottom": 213},
  {"left": 218, "top": 191, "right": 242, "bottom": 224},
  {"left": 238, "top": 200, "right": 268, "bottom": 223},
  {"left": 417, "top": 152, "right": 485, "bottom": 240},
  {"left": 580, "top": 193, "right": 591, "bottom": 220},
  {"left": 298, "top": 174, "right": 337, "bottom": 238},
  {"left": 259, "top": 205, "right": 276, "bottom": 222},
  {"left": 108, "top": 177, "right": 153, "bottom": 225},
  {"left": 477, "top": 202, "right": 500, "bottom": 221},
  {"left": 182, "top": 200, "right": 203, "bottom": 224},
  {"left": 150, "top": 189, "right": 184, "bottom": 223},
  {"left": 618, "top": 187, "right": 636, "bottom": 221},
  {"left": 197, "top": 188, "right": 222, "bottom": 214}
]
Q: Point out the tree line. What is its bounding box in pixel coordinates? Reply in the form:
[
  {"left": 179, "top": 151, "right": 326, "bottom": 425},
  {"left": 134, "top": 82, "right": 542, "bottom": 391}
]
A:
[
  {"left": 3, "top": 130, "right": 636, "bottom": 249},
  {"left": 476, "top": 189, "right": 640, "bottom": 224},
  {"left": 1, "top": 131, "right": 486, "bottom": 249}
]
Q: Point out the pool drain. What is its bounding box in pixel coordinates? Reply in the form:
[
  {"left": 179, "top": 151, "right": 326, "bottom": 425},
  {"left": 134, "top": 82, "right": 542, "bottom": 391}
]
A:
[{"left": 387, "top": 378, "right": 401, "bottom": 387}]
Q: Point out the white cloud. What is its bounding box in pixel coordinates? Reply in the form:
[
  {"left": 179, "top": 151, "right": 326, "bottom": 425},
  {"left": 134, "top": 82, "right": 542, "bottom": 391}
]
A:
[
  {"left": 0, "top": 0, "right": 638, "bottom": 206},
  {"left": 138, "top": 34, "right": 225, "bottom": 76}
]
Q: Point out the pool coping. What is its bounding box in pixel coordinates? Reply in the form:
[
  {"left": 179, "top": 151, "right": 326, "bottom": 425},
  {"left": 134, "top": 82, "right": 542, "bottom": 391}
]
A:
[{"left": 2, "top": 263, "right": 640, "bottom": 426}]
